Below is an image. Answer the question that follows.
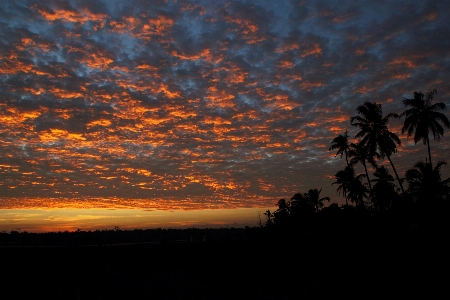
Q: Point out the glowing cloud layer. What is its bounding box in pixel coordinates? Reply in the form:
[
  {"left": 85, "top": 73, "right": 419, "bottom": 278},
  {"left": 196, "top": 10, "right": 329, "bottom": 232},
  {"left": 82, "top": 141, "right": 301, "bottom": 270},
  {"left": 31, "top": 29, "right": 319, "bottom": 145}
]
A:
[{"left": 1, "top": 0, "right": 449, "bottom": 207}]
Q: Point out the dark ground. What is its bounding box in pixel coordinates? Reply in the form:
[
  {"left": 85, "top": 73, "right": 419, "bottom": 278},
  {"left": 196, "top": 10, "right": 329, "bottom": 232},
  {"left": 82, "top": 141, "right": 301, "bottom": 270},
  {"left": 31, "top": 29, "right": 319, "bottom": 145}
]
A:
[{"left": 1, "top": 228, "right": 448, "bottom": 300}]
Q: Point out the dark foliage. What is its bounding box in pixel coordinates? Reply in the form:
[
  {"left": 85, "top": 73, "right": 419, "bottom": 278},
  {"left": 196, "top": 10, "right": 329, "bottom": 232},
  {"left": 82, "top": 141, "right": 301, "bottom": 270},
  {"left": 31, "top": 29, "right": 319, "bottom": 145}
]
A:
[{"left": 401, "top": 90, "right": 450, "bottom": 168}]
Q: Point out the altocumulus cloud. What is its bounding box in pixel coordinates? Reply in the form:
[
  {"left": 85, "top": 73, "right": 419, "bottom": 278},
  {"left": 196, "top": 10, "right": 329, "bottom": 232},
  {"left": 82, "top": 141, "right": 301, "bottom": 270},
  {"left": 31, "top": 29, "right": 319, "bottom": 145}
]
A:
[{"left": 0, "top": 0, "right": 449, "bottom": 208}]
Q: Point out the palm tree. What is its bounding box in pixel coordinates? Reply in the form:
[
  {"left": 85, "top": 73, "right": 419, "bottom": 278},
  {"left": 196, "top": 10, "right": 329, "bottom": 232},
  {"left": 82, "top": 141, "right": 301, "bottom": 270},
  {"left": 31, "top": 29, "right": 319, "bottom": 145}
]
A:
[
  {"left": 350, "top": 101, "right": 405, "bottom": 194},
  {"left": 329, "top": 131, "right": 351, "bottom": 165},
  {"left": 289, "top": 192, "right": 315, "bottom": 225},
  {"left": 347, "top": 174, "right": 369, "bottom": 207},
  {"left": 401, "top": 90, "right": 450, "bottom": 169},
  {"left": 332, "top": 166, "right": 355, "bottom": 205},
  {"left": 273, "top": 198, "right": 290, "bottom": 227},
  {"left": 306, "top": 188, "right": 330, "bottom": 212},
  {"left": 371, "top": 166, "right": 399, "bottom": 211},
  {"left": 405, "top": 161, "right": 450, "bottom": 208},
  {"left": 348, "top": 142, "right": 376, "bottom": 198},
  {"left": 290, "top": 192, "right": 314, "bottom": 214},
  {"left": 377, "top": 130, "right": 405, "bottom": 194}
]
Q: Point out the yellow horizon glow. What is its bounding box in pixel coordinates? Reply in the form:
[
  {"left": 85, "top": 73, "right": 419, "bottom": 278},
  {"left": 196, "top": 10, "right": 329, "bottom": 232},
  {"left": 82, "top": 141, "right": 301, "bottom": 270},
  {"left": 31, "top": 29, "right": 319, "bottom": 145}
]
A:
[
  {"left": 0, "top": 206, "right": 276, "bottom": 233},
  {"left": 0, "top": 197, "right": 277, "bottom": 233}
]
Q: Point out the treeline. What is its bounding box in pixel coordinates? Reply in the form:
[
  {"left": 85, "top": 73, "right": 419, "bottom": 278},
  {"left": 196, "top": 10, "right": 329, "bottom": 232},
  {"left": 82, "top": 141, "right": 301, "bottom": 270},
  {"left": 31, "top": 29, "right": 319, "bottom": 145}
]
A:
[
  {"left": 263, "top": 90, "right": 450, "bottom": 230},
  {"left": 0, "top": 227, "right": 263, "bottom": 247}
]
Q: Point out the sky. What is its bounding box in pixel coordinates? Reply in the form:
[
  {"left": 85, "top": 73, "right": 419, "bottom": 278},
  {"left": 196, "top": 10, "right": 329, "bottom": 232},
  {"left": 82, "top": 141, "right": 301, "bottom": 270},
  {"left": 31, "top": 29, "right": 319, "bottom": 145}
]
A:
[{"left": 1, "top": 0, "right": 450, "bottom": 231}]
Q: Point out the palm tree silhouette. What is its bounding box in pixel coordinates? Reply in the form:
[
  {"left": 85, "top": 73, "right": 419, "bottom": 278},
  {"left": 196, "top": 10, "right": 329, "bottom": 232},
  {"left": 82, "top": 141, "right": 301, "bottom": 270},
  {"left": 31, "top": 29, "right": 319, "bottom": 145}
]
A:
[
  {"left": 376, "top": 127, "right": 405, "bottom": 194},
  {"left": 290, "top": 192, "right": 315, "bottom": 215},
  {"left": 405, "top": 161, "right": 450, "bottom": 208},
  {"left": 401, "top": 90, "right": 450, "bottom": 169},
  {"left": 348, "top": 142, "right": 376, "bottom": 198},
  {"left": 329, "top": 131, "right": 351, "bottom": 165},
  {"left": 350, "top": 101, "right": 405, "bottom": 194},
  {"left": 371, "top": 166, "right": 399, "bottom": 211},
  {"left": 347, "top": 174, "right": 368, "bottom": 207},
  {"left": 332, "top": 166, "right": 355, "bottom": 205},
  {"left": 273, "top": 198, "right": 290, "bottom": 227},
  {"left": 306, "top": 188, "right": 330, "bottom": 212}
]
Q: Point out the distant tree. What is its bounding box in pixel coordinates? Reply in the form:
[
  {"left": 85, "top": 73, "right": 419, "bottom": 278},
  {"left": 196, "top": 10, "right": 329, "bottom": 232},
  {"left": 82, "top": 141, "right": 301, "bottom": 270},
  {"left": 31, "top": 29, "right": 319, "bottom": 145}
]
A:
[
  {"left": 290, "top": 192, "right": 314, "bottom": 216},
  {"left": 288, "top": 192, "right": 316, "bottom": 228},
  {"left": 405, "top": 161, "right": 450, "bottom": 209},
  {"left": 371, "top": 166, "right": 399, "bottom": 211},
  {"left": 306, "top": 188, "right": 330, "bottom": 213},
  {"left": 263, "top": 209, "right": 274, "bottom": 228},
  {"left": 351, "top": 101, "right": 404, "bottom": 194},
  {"left": 329, "top": 131, "right": 351, "bottom": 165},
  {"left": 401, "top": 90, "right": 450, "bottom": 169},
  {"left": 273, "top": 199, "right": 290, "bottom": 228}
]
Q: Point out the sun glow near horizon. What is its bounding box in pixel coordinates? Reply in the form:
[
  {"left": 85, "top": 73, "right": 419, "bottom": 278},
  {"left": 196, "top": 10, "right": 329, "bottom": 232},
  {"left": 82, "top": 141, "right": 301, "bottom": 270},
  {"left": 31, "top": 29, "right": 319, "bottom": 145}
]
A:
[{"left": 0, "top": 197, "right": 277, "bottom": 233}]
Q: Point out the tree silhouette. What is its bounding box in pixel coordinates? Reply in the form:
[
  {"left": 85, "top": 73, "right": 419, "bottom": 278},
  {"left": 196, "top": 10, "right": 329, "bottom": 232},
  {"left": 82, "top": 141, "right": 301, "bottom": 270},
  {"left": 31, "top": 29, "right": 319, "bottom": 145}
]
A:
[
  {"left": 306, "top": 188, "right": 330, "bottom": 213},
  {"left": 329, "top": 131, "right": 351, "bottom": 165},
  {"left": 371, "top": 166, "right": 399, "bottom": 211},
  {"left": 332, "top": 166, "right": 355, "bottom": 205},
  {"left": 401, "top": 90, "right": 450, "bottom": 169},
  {"left": 273, "top": 199, "right": 290, "bottom": 228},
  {"left": 350, "top": 101, "right": 404, "bottom": 194},
  {"left": 347, "top": 174, "right": 368, "bottom": 207},
  {"left": 288, "top": 192, "right": 316, "bottom": 228},
  {"left": 405, "top": 161, "right": 450, "bottom": 209},
  {"left": 348, "top": 142, "right": 376, "bottom": 198},
  {"left": 290, "top": 192, "right": 315, "bottom": 216},
  {"left": 377, "top": 129, "right": 405, "bottom": 194},
  {"left": 263, "top": 209, "right": 274, "bottom": 228}
]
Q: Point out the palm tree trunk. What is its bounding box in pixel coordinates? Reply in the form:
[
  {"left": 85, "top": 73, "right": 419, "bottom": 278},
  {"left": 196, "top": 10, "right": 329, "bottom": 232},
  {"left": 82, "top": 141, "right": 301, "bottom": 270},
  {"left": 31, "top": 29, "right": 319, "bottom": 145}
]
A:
[
  {"left": 344, "top": 153, "right": 350, "bottom": 204},
  {"left": 387, "top": 155, "right": 405, "bottom": 194},
  {"left": 426, "top": 135, "right": 432, "bottom": 169},
  {"left": 343, "top": 184, "right": 348, "bottom": 205},
  {"left": 362, "top": 161, "right": 373, "bottom": 199}
]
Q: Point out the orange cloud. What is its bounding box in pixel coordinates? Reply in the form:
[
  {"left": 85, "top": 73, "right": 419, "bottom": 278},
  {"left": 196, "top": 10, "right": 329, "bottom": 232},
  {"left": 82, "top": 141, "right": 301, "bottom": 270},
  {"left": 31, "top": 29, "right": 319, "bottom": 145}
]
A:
[
  {"left": 278, "top": 60, "right": 295, "bottom": 69},
  {"left": 79, "top": 52, "right": 114, "bottom": 70},
  {"left": 223, "top": 15, "right": 265, "bottom": 44},
  {"left": 276, "top": 42, "right": 300, "bottom": 53},
  {"left": 393, "top": 73, "right": 411, "bottom": 79},
  {"left": 0, "top": 51, "right": 34, "bottom": 74},
  {"left": 24, "top": 87, "right": 46, "bottom": 95},
  {"left": 138, "top": 15, "right": 174, "bottom": 40},
  {"left": 301, "top": 43, "right": 322, "bottom": 57},
  {"left": 87, "top": 119, "right": 112, "bottom": 128},
  {"left": 109, "top": 16, "right": 141, "bottom": 34},
  {"left": 50, "top": 88, "right": 84, "bottom": 99},
  {"left": 299, "top": 81, "right": 325, "bottom": 91},
  {"left": 157, "top": 83, "right": 181, "bottom": 98},
  {"left": 137, "top": 64, "right": 158, "bottom": 71},
  {"left": 328, "top": 126, "right": 346, "bottom": 133},
  {"left": 36, "top": 6, "right": 108, "bottom": 27},
  {"left": 355, "top": 86, "right": 370, "bottom": 94},
  {"left": 389, "top": 57, "right": 417, "bottom": 68},
  {"left": 204, "top": 86, "right": 236, "bottom": 109},
  {"left": 354, "top": 49, "right": 365, "bottom": 56}
]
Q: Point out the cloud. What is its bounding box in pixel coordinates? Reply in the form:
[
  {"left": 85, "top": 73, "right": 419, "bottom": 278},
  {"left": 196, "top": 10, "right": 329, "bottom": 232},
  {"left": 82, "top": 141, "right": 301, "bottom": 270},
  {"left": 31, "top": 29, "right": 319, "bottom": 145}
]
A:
[{"left": 0, "top": 0, "right": 449, "bottom": 208}]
